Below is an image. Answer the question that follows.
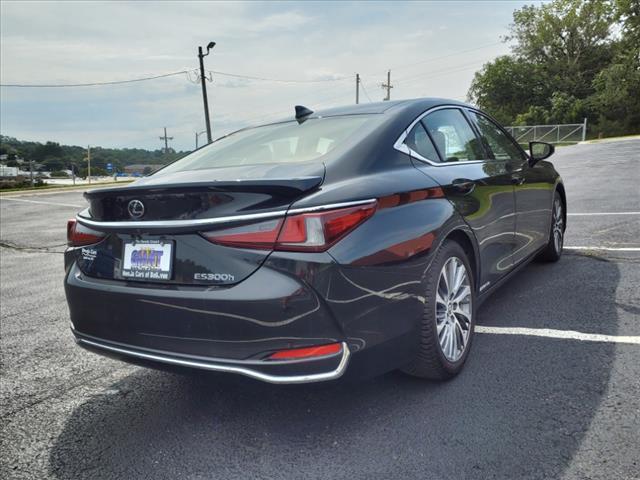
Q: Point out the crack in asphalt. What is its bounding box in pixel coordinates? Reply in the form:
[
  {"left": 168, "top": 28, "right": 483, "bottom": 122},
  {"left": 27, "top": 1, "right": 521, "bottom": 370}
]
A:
[
  {"left": 0, "top": 240, "right": 66, "bottom": 254},
  {"left": 0, "top": 367, "right": 133, "bottom": 420},
  {"left": 564, "top": 250, "right": 640, "bottom": 263}
]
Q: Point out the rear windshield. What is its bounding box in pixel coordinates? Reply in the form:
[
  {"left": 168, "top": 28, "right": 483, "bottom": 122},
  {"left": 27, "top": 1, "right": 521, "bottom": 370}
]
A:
[{"left": 159, "top": 115, "right": 376, "bottom": 173}]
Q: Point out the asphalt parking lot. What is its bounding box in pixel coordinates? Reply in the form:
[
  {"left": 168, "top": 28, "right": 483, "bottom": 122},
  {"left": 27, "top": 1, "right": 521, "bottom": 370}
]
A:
[{"left": 1, "top": 139, "right": 639, "bottom": 480}]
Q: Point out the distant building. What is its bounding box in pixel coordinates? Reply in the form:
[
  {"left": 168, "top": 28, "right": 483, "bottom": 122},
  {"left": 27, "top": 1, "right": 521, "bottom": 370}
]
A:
[
  {"left": 124, "top": 164, "right": 164, "bottom": 175},
  {"left": 0, "top": 164, "right": 19, "bottom": 177}
]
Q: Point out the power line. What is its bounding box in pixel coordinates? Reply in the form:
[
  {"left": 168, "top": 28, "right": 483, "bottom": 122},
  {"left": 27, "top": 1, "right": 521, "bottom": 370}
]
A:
[
  {"left": 0, "top": 70, "right": 193, "bottom": 88},
  {"left": 0, "top": 42, "right": 502, "bottom": 89},
  {"left": 361, "top": 41, "right": 503, "bottom": 77},
  {"left": 0, "top": 68, "right": 352, "bottom": 88},
  {"left": 395, "top": 61, "right": 486, "bottom": 86},
  {"left": 360, "top": 81, "right": 373, "bottom": 102},
  {"left": 229, "top": 86, "right": 356, "bottom": 128},
  {"left": 227, "top": 79, "right": 357, "bottom": 126},
  {"left": 352, "top": 42, "right": 504, "bottom": 90},
  {"left": 208, "top": 70, "right": 350, "bottom": 84}
]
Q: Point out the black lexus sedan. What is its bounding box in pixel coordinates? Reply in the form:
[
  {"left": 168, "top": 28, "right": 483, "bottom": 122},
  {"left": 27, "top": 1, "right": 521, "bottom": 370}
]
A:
[{"left": 64, "top": 98, "right": 565, "bottom": 384}]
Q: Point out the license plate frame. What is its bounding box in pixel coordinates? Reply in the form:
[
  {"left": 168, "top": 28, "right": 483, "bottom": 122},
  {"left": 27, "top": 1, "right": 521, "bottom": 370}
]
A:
[{"left": 121, "top": 239, "right": 174, "bottom": 281}]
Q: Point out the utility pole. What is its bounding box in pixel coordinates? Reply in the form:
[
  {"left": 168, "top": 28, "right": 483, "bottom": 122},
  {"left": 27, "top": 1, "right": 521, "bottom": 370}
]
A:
[
  {"left": 355, "top": 73, "right": 360, "bottom": 104},
  {"left": 159, "top": 127, "right": 174, "bottom": 153},
  {"left": 198, "top": 41, "right": 216, "bottom": 144},
  {"left": 29, "top": 159, "right": 34, "bottom": 186},
  {"left": 381, "top": 70, "right": 393, "bottom": 101},
  {"left": 87, "top": 145, "right": 91, "bottom": 185}
]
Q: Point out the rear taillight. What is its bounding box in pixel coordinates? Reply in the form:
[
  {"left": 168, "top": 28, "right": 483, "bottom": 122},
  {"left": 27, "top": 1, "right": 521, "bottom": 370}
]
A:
[
  {"left": 67, "top": 219, "right": 105, "bottom": 247},
  {"left": 275, "top": 203, "right": 377, "bottom": 252},
  {"left": 268, "top": 342, "right": 343, "bottom": 360},
  {"left": 201, "top": 218, "right": 283, "bottom": 250},
  {"left": 203, "top": 202, "right": 377, "bottom": 252}
]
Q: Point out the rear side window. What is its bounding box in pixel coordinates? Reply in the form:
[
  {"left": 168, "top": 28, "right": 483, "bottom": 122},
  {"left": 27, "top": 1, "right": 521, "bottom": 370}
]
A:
[
  {"left": 470, "top": 112, "right": 527, "bottom": 161},
  {"left": 422, "top": 109, "right": 485, "bottom": 162},
  {"left": 159, "top": 115, "right": 377, "bottom": 174},
  {"left": 405, "top": 123, "right": 440, "bottom": 162}
]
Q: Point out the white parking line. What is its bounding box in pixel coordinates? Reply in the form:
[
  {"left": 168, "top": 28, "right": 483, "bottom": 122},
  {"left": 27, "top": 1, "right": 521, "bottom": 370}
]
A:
[
  {"left": 568, "top": 212, "right": 640, "bottom": 216},
  {"left": 476, "top": 326, "right": 640, "bottom": 345},
  {"left": 564, "top": 246, "right": 640, "bottom": 252},
  {"left": 0, "top": 197, "right": 83, "bottom": 208}
]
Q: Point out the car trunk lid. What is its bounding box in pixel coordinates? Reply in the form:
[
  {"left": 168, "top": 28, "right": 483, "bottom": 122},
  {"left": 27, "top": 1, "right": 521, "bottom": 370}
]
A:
[
  {"left": 72, "top": 164, "right": 324, "bottom": 286},
  {"left": 83, "top": 164, "right": 324, "bottom": 226}
]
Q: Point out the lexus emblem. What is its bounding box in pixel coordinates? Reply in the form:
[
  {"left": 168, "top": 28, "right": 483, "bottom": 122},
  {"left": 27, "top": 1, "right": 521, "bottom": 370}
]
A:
[{"left": 127, "top": 199, "right": 145, "bottom": 219}]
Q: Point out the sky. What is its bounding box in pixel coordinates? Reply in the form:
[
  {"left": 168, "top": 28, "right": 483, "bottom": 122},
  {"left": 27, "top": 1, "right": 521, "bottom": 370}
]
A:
[{"left": 0, "top": 0, "right": 535, "bottom": 151}]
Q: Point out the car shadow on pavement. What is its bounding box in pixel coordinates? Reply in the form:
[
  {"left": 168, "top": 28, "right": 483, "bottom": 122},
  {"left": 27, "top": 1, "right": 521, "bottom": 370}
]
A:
[{"left": 49, "top": 254, "right": 620, "bottom": 480}]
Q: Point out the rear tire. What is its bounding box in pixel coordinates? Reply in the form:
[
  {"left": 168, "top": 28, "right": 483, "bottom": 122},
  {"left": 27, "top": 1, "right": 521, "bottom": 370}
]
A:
[
  {"left": 537, "top": 191, "right": 564, "bottom": 262},
  {"left": 402, "top": 240, "right": 476, "bottom": 380}
]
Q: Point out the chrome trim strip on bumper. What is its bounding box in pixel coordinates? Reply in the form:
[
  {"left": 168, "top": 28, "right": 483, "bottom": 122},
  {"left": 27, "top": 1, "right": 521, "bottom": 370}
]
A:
[
  {"left": 76, "top": 337, "right": 351, "bottom": 384},
  {"left": 76, "top": 210, "right": 287, "bottom": 230},
  {"left": 75, "top": 199, "right": 377, "bottom": 230}
]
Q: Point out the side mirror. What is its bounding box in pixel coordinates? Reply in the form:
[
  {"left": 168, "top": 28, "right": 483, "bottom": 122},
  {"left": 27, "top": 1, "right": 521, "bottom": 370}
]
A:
[{"left": 529, "top": 141, "right": 555, "bottom": 166}]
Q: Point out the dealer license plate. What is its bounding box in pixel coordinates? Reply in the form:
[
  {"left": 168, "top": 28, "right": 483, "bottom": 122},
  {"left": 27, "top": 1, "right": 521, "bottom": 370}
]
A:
[{"left": 122, "top": 240, "right": 173, "bottom": 281}]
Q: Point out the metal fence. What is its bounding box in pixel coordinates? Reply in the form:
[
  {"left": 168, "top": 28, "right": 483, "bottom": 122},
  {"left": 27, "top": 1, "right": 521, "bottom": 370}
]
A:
[{"left": 505, "top": 118, "right": 587, "bottom": 144}]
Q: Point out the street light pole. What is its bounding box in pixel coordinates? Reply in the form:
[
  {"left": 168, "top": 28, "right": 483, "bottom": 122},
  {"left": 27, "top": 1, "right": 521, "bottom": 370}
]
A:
[{"left": 198, "top": 41, "right": 216, "bottom": 144}]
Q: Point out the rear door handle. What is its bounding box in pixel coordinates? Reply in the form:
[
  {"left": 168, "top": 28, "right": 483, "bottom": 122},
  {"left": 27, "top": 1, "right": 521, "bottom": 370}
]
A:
[{"left": 451, "top": 178, "right": 476, "bottom": 195}]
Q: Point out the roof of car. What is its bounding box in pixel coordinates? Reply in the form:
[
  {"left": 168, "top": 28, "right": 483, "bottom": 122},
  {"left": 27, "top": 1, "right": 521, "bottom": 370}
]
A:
[
  {"left": 313, "top": 97, "right": 472, "bottom": 117},
  {"left": 226, "top": 98, "right": 475, "bottom": 137}
]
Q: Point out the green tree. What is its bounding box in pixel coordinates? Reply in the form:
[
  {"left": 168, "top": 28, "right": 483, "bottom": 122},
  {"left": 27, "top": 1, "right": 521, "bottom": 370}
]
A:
[
  {"left": 468, "top": 0, "right": 638, "bottom": 136},
  {"left": 0, "top": 135, "right": 191, "bottom": 170},
  {"left": 506, "top": 0, "right": 615, "bottom": 98},
  {"left": 468, "top": 56, "right": 548, "bottom": 125},
  {"left": 589, "top": 62, "right": 640, "bottom": 135},
  {"left": 515, "top": 105, "right": 550, "bottom": 125},
  {"left": 616, "top": 0, "right": 640, "bottom": 53},
  {"left": 41, "top": 157, "right": 65, "bottom": 171},
  {"left": 33, "top": 141, "right": 63, "bottom": 161},
  {"left": 547, "top": 92, "right": 586, "bottom": 124}
]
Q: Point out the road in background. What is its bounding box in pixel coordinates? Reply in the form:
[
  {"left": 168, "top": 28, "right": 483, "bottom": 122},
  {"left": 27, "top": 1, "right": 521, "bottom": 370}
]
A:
[{"left": 1, "top": 139, "right": 638, "bottom": 479}]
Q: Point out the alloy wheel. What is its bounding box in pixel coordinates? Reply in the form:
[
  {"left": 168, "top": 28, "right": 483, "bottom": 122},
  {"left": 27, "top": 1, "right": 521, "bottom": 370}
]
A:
[
  {"left": 435, "top": 257, "right": 473, "bottom": 362},
  {"left": 553, "top": 198, "right": 564, "bottom": 253}
]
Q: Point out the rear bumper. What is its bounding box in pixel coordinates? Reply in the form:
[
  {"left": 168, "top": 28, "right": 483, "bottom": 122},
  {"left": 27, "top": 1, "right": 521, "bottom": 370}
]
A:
[
  {"left": 65, "top": 242, "right": 427, "bottom": 382},
  {"left": 74, "top": 330, "right": 350, "bottom": 384},
  {"left": 65, "top": 257, "right": 345, "bottom": 361}
]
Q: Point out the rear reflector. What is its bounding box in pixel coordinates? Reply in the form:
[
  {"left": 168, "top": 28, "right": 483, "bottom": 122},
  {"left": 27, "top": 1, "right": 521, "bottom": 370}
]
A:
[
  {"left": 203, "top": 202, "right": 377, "bottom": 252},
  {"left": 67, "top": 219, "right": 105, "bottom": 247},
  {"left": 269, "top": 343, "right": 342, "bottom": 360}
]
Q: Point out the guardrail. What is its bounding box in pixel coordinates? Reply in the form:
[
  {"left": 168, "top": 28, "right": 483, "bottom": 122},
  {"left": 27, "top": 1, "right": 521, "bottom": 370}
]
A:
[{"left": 505, "top": 118, "right": 587, "bottom": 144}]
